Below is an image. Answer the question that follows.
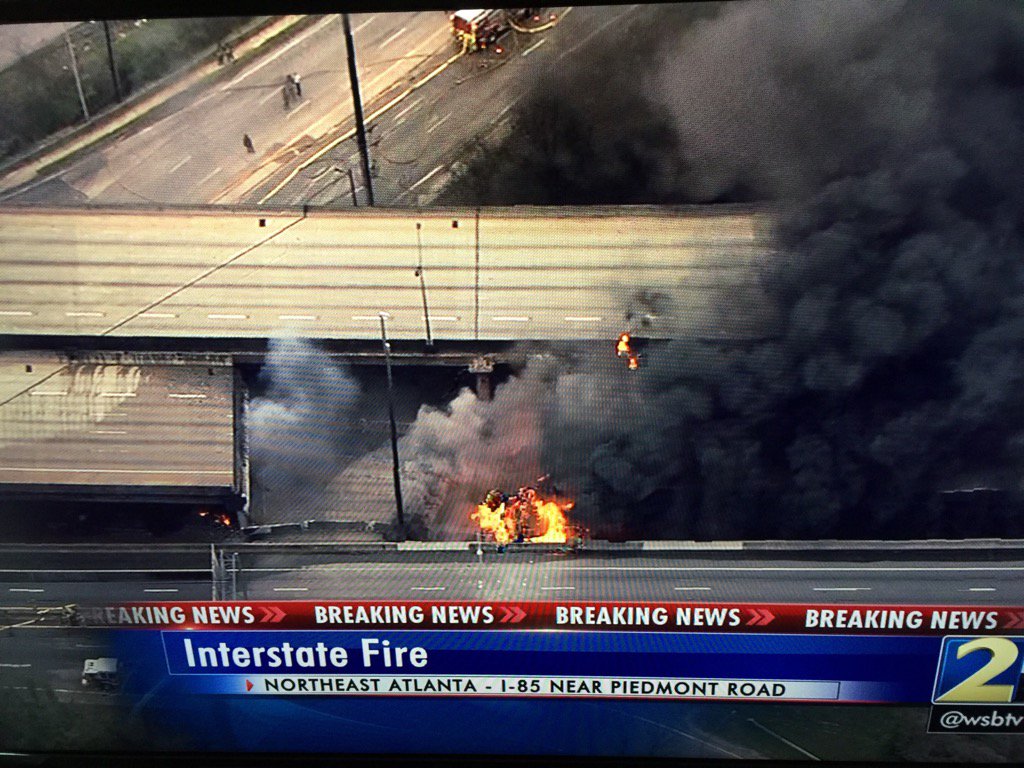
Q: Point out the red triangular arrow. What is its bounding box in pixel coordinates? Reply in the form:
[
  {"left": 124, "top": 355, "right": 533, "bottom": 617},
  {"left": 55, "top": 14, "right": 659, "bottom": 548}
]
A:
[{"left": 246, "top": 679, "right": 253, "bottom": 691}]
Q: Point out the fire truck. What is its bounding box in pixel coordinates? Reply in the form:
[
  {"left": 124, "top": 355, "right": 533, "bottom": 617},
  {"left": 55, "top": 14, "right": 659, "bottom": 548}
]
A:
[{"left": 450, "top": 9, "right": 539, "bottom": 52}]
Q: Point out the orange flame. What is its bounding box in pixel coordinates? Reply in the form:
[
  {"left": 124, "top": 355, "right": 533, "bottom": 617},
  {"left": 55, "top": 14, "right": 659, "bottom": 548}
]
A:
[
  {"left": 471, "top": 501, "right": 515, "bottom": 545},
  {"left": 616, "top": 333, "right": 631, "bottom": 357},
  {"left": 528, "top": 499, "right": 569, "bottom": 543},
  {"left": 628, "top": 354, "right": 639, "bottom": 370},
  {"left": 472, "top": 488, "right": 574, "bottom": 544}
]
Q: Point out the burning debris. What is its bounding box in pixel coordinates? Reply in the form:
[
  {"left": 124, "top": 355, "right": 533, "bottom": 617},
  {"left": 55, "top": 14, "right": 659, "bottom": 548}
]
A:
[
  {"left": 471, "top": 484, "right": 579, "bottom": 545},
  {"left": 616, "top": 333, "right": 640, "bottom": 370},
  {"left": 198, "top": 509, "right": 233, "bottom": 528}
]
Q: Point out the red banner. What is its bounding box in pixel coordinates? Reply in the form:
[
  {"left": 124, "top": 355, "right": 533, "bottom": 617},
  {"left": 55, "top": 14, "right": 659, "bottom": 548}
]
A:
[{"left": 80, "top": 601, "right": 1024, "bottom": 636}]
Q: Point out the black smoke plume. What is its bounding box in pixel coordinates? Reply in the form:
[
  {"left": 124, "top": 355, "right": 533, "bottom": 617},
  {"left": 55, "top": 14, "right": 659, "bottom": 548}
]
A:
[{"left": 431, "top": 1, "right": 1024, "bottom": 540}]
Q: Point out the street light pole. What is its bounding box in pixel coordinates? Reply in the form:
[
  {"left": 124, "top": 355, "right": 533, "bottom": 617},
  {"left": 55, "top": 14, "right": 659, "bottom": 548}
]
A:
[
  {"left": 342, "top": 13, "right": 375, "bottom": 206},
  {"left": 379, "top": 312, "right": 405, "bottom": 536},
  {"left": 101, "top": 21, "right": 123, "bottom": 102},
  {"left": 63, "top": 29, "right": 90, "bottom": 122},
  {"left": 415, "top": 223, "right": 434, "bottom": 347}
]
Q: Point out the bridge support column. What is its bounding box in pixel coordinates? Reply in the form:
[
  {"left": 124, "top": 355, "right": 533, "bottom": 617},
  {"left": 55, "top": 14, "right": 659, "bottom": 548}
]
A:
[
  {"left": 470, "top": 355, "right": 494, "bottom": 401},
  {"left": 232, "top": 365, "right": 251, "bottom": 529}
]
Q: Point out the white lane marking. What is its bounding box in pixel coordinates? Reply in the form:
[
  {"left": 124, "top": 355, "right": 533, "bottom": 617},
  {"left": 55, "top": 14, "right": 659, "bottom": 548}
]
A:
[
  {"left": 64, "top": 311, "right": 104, "bottom": 317},
  {"left": 286, "top": 99, "right": 312, "bottom": 119},
  {"left": 278, "top": 314, "right": 318, "bottom": 321},
  {"left": 492, "top": 316, "right": 530, "bottom": 322},
  {"left": 351, "top": 315, "right": 384, "bottom": 321},
  {"left": 558, "top": 5, "right": 638, "bottom": 61},
  {"left": 379, "top": 26, "right": 407, "bottom": 48},
  {"left": 391, "top": 97, "right": 424, "bottom": 123},
  {"left": 168, "top": 393, "right": 207, "bottom": 399},
  {"left": 258, "top": 88, "right": 282, "bottom": 106},
  {"left": 198, "top": 166, "right": 223, "bottom": 185},
  {"left": 429, "top": 316, "right": 460, "bottom": 322},
  {"left": 97, "top": 392, "right": 136, "bottom": 398},
  {"left": 812, "top": 587, "right": 873, "bottom": 592},
  {"left": 408, "top": 164, "right": 444, "bottom": 191},
  {"left": 522, "top": 38, "right": 547, "bottom": 57},
  {"left": 0, "top": 467, "right": 230, "bottom": 475},
  {"left": 0, "top": 663, "right": 31, "bottom": 668},
  {"left": 28, "top": 391, "right": 67, "bottom": 397},
  {"left": 353, "top": 15, "right": 377, "bottom": 33},
  {"left": 139, "top": 312, "right": 178, "bottom": 319},
  {"left": 410, "top": 586, "right": 446, "bottom": 592},
  {"left": 674, "top": 586, "right": 712, "bottom": 591},
  {"left": 565, "top": 316, "right": 602, "bottom": 322},
  {"left": 207, "top": 313, "right": 248, "bottom": 320},
  {"left": 497, "top": 95, "right": 525, "bottom": 119},
  {"left": 0, "top": 310, "right": 33, "bottom": 316},
  {"left": 426, "top": 112, "right": 452, "bottom": 134},
  {"left": 273, "top": 587, "right": 309, "bottom": 592},
  {"left": 8, "top": 588, "right": 44, "bottom": 593},
  {"left": 541, "top": 586, "right": 575, "bottom": 591},
  {"left": 747, "top": 718, "right": 820, "bottom": 761},
  {"left": 223, "top": 17, "right": 336, "bottom": 89},
  {"left": 91, "top": 430, "right": 127, "bottom": 435},
  {"left": 965, "top": 587, "right": 997, "bottom": 592},
  {"left": 75, "top": 644, "right": 106, "bottom": 649},
  {"left": 144, "top": 588, "right": 179, "bottom": 593},
  {"left": 168, "top": 155, "right": 191, "bottom": 173}
]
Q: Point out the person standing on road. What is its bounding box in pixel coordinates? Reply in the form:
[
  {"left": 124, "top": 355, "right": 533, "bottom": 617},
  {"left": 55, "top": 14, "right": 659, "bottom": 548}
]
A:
[
  {"left": 291, "top": 73, "right": 302, "bottom": 98},
  {"left": 243, "top": 134, "right": 255, "bottom": 154},
  {"left": 282, "top": 84, "right": 292, "bottom": 110}
]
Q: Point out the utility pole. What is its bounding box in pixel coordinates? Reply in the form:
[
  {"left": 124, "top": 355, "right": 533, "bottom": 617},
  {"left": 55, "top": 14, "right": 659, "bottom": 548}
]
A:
[
  {"left": 101, "top": 21, "right": 123, "bottom": 102},
  {"left": 379, "top": 312, "right": 405, "bottom": 536},
  {"left": 342, "top": 14, "right": 375, "bottom": 206},
  {"left": 415, "top": 222, "right": 434, "bottom": 347},
  {"left": 63, "top": 29, "right": 90, "bottom": 122}
]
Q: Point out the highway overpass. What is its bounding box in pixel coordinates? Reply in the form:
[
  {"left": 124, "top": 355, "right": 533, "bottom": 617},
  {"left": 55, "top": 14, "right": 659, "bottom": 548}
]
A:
[
  {"left": 0, "top": 352, "right": 245, "bottom": 513},
  {"left": 0, "top": 204, "right": 773, "bottom": 345}
]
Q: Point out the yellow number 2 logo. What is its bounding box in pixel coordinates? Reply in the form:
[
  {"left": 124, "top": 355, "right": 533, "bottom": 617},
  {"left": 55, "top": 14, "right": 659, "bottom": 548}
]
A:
[{"left": 937, "top": 637, "right": 1020, "bottom": 703}]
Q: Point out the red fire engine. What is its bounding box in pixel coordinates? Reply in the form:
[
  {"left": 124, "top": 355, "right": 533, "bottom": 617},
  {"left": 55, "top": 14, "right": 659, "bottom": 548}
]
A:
[{"left": 450, "top": 9, "right": 540, "bottom": 52}]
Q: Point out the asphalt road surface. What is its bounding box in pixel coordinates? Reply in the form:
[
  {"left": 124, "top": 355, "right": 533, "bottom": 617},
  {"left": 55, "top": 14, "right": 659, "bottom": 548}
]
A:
[
  {"left": 253, "top": 5, "right": 638, "bottom": 207},
  {"left": 3, "top": 554, "right": 1023, "bottom": 606},
  {"left": 0, "top": 205, "right": 769, "bottom": 341},
  {"left": 0, "top": 354, "right": 234, "bottom": 487},
  {"left": 1, "top": 7, "right": 666, "bottom": 209},
  {"left": 3, "top": 13, "right": 456, "bottom": 207}
]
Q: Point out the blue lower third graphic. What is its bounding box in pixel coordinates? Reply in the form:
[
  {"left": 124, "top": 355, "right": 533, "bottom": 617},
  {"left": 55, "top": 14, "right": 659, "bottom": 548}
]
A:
[{"left": 114, "top": 630, "right": 943, "bottom": 754}]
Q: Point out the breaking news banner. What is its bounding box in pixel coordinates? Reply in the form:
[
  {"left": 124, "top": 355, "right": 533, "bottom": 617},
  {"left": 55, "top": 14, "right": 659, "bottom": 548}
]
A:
[{"left": 91, "top": 600, "right": 1024, "bottom": 750}]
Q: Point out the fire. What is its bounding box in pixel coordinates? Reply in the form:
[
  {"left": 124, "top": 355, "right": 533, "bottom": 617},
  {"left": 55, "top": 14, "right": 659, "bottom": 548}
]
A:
[
  {"left": 617, "top": 333, "right": 640, "bottom": 369},
  {"left": 616, "top": 332, "right": 631, "bottom": 357},
  {"left": 197, "top": 509, "right": 233, "bottom": 528},
  {"left": 472, "top": 486, "right": 574, "bottom": 544}
]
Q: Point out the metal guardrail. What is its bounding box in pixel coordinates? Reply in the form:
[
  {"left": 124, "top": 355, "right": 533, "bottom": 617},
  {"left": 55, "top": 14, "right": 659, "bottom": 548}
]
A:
[{"left": 0, "top": 538, "right": 1022, "bottom": 555}]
